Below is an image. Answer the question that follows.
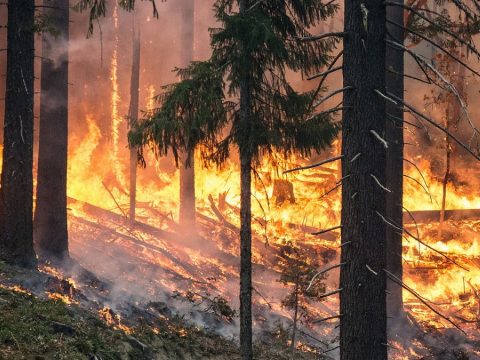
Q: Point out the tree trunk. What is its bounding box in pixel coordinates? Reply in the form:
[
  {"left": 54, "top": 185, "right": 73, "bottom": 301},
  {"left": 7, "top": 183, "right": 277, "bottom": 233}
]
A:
[
  {"left": 340, "top": 0, "right": 387, "bottom": 358},
  {"left": 34, "top": 0, "right": 70, "bottom": 261},
  {"left": 0, "top": 0, "right": 37, "bottom": 267},
  {"left": 178, "top": 0, "right": 196, "bottom": 231},
  {"left": 385, "top": 3, "right": 404, "bottom": 318},
  {"left": 239, "top": 1, "right": 253, "bottom": 357},
  {"left": 128, "top": 28, "right": 141, "bottom": 226},
  {"left": 290, "top": 282, "right": 299, "bottom": 352}
]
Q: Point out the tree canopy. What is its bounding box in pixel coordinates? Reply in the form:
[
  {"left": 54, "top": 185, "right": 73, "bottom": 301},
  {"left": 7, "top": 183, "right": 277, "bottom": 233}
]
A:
[{"left": 130, "top": 0, "right": 341, "bottom": 168}]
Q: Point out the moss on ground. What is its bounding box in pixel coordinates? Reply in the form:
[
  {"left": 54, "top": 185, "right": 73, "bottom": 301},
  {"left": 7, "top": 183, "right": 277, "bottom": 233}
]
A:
[{"left": 0, "top": 285, "right": 319, "bottom": 360}]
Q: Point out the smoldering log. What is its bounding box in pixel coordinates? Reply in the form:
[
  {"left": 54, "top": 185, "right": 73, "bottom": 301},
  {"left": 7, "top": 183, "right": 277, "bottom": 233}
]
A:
[{"left": 403, "top": 209, "right": 480, "bottom": 224}]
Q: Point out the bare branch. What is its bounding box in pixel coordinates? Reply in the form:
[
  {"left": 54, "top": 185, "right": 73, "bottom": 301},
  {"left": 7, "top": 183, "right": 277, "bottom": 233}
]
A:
[
  {"left": 284, "top": 155, "right": 343, "bottom": 174},
  {"left": 385, "top": 269, "right": 466, "bottom": 334},
  {"left": 377, "top": 211, "right": 469, "bottom": 271},
  {"left": 307, "top": 50, "right": 344, "bottom": 114},
  {"left": 313, "top": 86, "right": 354, "bottom": 109},
  {"left": 307, "top": 263, "right": 346, "bottom": 291},
  {"left": 404, "top": 174, "right": 433, "bottom": 203},
  {"left": 312, "top": 314, "right": 342, "bottom": 324},
  {"left": 299, "top": 31, "right": 346, "bottom": 42},
  {"left": 370, "top": 128, "right": 389, "bottom": 148},
  {"left": 318, "top": 289, "right": 342, "bottom": 300},
  {"left": 308, "top": 66, "right": 343, "bottom": 81},
  {"left": 371, "top": 174, "right": 392, "bottom": 193},
  {"left": 311, "top": 225, "right": 342, "bottom": 236},
  {"left": 385, "top": 1, "right": 480, "bottom": 59},
  {"left": 386, "top": 91, "right": 480, "bottom": 161}
]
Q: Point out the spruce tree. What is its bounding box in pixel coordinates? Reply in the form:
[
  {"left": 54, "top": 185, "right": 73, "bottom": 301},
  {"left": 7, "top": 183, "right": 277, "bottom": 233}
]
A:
[
  {"left": 130, "top": 2, "right": 339, "bottom": 358},
  {"left": 0, "top": 0, "right": 37, "bottom": 267}
]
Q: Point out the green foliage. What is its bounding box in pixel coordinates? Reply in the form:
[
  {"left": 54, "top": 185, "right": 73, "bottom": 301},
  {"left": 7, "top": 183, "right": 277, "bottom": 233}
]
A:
[
  {"left": 72, "top": 0, "right": 160, "bottom": 37},
  {"left": 277, "top": 242, "right": 326, "bottom": 323},
  {"left": 129, "top": 61, "right": 234, "bottom": 167},
  {"left": 130, "top": 0, "right": 341, "bottom": 169}
]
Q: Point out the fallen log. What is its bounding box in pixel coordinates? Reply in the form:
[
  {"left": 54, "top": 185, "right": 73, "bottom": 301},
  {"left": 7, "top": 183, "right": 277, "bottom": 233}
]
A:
[
  {"left": 68, "top": 197, "right": 177, "bottom": 241},
  {"left": 403, "top": 209, "right": 480, "bottom": 224}
]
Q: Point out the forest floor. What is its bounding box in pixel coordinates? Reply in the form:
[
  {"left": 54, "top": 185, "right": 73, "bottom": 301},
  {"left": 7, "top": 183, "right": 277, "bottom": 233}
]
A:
[{"left": 0, "top": 261, "right": 318, "bottom": 360}]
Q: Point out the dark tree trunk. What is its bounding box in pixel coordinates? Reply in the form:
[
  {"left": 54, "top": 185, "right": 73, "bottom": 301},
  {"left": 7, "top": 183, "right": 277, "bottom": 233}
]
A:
[
  {"left": 340, "top": 0, "right": 387, "bottom": 358},
  {"left": 128, "top": 29, "right": 141, "bottom": 226},
  {"left": 178, "top": 0, "right": 196, "bottom": 231},
  {"left": 0, "top": 0, "right": 37, "bottom": 267},
  {"left": 385, "top": 3, "right": 405, "bottom": 318},
  {"left": 290, "top": 282, "right": 299, "bottom": 351},
  {"left": 34, "top": 0, "right": 70, "bottom": 261},
  {"left": 239, "top": 1, "right": 253, "bottom": 357}
]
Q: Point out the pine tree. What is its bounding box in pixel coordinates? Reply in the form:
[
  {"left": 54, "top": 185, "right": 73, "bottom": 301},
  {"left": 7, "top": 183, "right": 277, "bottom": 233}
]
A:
[
  {"left": 178, "top": 0, "right": 196, "bottom": 232},
  {"left": 34, "top": 0, "right": 70, "bottom": 262},
  {"left": 0, "top": 0, "right": 37, "bottom": 267},
  {"left": 128, "top": 26, "right": 141, "bottom": 226},
  {"left": 129, "top": 1, "right": 339, "bottom": 358}
]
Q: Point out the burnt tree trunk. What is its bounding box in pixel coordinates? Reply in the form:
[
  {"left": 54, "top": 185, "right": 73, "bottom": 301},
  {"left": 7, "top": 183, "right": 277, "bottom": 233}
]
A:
[
  {"left": 290, "top": 281, "right": 299, "bottom": 351},
  {"left": 178, "top": 0, "right": 196, "bottom": 231},
  {"left": 340, "top": 0, "right": 387, "bottom": 358},
  {"left": 34, "top": 0, "right": 70, "bottom": 261},
  {"left": 0, "top": 0, "right": 37, "bottom": 267},
  {"left": 239, "top": 1, "right": 253, "bottom": 358},
  {"left": 128, "top": 28, "right": 141, "bottom": 226},
  {"left": 439, "top": 55, "right": 463, "bottom": 238},
  {"left": 385, "top": 3, "right": 405, "bottom": 317}
]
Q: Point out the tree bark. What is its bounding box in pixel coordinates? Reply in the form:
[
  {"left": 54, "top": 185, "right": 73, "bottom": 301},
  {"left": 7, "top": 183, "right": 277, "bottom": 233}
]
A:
[
  {"left": 239, "top": 1, "right": 253, "bottom": 357},
  {"left": 385, "top": 3, "right": 405, "bottom": 318},
  {"left": 178, "top": 0, "right": 196, "bottom": 231},
  {"left": 340, "top": 0, "right": 387, "bottom": 358},
  {"left": 0, "top": 0, "right": 37, "bottom": 267},
  {"left": 128, "top": 28, "right": 141, "bottom": 226},
  {"left": 290, "top": 282, "right": 299, "bottom": 352},
  {"left": 34, "top": 0, "right": 70, "bottom": 261}
]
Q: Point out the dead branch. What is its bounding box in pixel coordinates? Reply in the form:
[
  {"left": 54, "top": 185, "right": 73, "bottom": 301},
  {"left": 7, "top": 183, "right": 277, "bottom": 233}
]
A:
[
  {"left": 377, "top": 211, "right": 469, "bottom": 271},
  {"left": 307, "top": 263, "right": 346, "bottom": 291},
  {"left": 312, "top": 314, "right": 342, "bottom": 324},
  {"left": 385, "top": 91, "right": 480, "bottom": 161},
  {"left": 299, "top": 31, "right": 346, "bottom": 41},
  {"left": 307, "top": 50, "right": 344, "bottom": 114},
  {"left": 385, "top": 269, "right": 466, "bottom": 334},
  {"left": 307, "top": 66, "right": 343, "bottom": 81},
  {"left": 284, "top": 155, "right": 343, "bottom": 174},
  {"left": 207, "top": 194, "right": 239, "bottom": 233},
  {"left": 311, "top": 225, "right": 342, "bottom": 236},
  {"left": 318, "top": 288, "right": 342, "bottom": 300},
  {"left": 403, "top": 174, "right": 433, "bottom": 203},
  {"left": 385, "top": 2, "right": 480, "bottom": 59},
  {"left": 321, "top": 345, "right": 340, "bottom": 354},
  {"left": 102, "top": 181, "right": 128, "bottom": 220},
  {"left": 313, "top": 86, "right": 354, "bottom": 109}
]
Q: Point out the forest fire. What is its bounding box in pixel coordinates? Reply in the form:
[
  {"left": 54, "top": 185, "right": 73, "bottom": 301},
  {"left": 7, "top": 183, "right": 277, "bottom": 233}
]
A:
[
  {"left": 2, "top": 0, "right": 480, "bottom": 359},
  {"left": 57, "top": 103, "right": 480, "bottom": 357}
]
